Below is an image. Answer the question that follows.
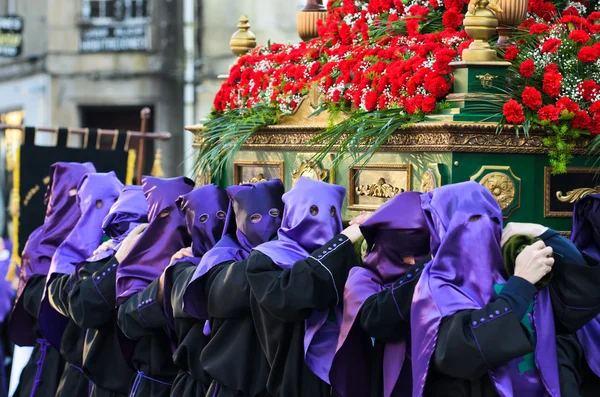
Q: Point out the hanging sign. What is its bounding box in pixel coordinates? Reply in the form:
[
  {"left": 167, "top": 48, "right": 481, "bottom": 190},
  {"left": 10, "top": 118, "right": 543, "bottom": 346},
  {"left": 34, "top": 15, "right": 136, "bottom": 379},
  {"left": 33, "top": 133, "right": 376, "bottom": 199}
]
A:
[{"left": 0, "top": 16, "right": 23, "bottom": 57}]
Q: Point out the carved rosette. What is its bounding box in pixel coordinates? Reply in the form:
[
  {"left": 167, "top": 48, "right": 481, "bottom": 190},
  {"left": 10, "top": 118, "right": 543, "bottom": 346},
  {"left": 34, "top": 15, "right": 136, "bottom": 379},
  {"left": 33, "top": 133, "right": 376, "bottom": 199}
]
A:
[
  {"left": 480, "top": 172, "right": 515, "bottom": 210},
  {"left": 470, "top": 166, "right": 521, "bottom": 218}
]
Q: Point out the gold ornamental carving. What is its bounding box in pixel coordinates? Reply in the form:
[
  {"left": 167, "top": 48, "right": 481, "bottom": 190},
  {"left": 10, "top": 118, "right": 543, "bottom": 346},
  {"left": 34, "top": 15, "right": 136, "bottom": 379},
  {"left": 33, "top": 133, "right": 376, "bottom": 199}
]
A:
[
  {"left": 292, "top": 160, "right": 329, "bottom": 185},
  {"left": 356, "top": 178, "right": 403, "bottom": 199},
  {"left": 556, "top": 186, "right": 600, "bottom": 203},
  {"left": 420, "top": 170, "right": 436, "bottom": 193},
  {"left": 187, "top": 122, "right": 590, "bottom": 154},
  {"left": 241, "top": 173, "right": 268, "bottom": 185},
  {"left": 475, "top": 73, "right": 499, "bottom": 89},
  {"left": 479, "top": 172, "right": 515, "bottom": 210}
]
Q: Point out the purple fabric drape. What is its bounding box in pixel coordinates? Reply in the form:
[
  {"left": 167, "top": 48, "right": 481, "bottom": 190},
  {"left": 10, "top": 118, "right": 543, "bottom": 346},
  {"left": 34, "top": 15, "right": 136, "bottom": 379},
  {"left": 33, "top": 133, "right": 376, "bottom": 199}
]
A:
[
  {"left": 39, "top": 172, "right": 123, "bottom": 348},
  {"left": 253, "top": 177, "right": 346, "bottom": 387},
  {"left": 8, "top": 162, "right": 95, "bottom": 346},
  {"left": 571, "top": 194, "right": 600, "bottom": 377},
  {"left": 331, "top": 191, "right": 430, "bottom": 397},
  {"left": 115, "top": 176, "right": 194, "bottom": 305},
  {"left": 410, "top": 181, "right": 559, "bottom": 397}
]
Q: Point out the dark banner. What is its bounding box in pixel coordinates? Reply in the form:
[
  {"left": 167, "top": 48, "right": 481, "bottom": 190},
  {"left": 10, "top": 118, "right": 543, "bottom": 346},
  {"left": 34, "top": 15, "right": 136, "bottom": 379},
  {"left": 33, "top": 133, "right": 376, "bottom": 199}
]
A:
[
  {"left": 0, "top": 15, "right": 23, "bottom": 57},
  {"left": 80, "top": 24, "right": 149, "bottom": 53},
  {"left": 18, "top": 127, "right": 130, "bottom": 254}
]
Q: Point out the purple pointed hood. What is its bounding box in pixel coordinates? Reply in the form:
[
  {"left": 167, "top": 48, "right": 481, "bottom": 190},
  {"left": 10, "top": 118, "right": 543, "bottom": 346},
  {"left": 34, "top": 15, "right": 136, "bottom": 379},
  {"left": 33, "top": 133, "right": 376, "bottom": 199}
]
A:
[
  {"left": 9, "top": 162, "right": 95, "bottom": 346},
  {"left": 411, "top": 181, "right": 560, "bottom": 397},
  {"left": 183, "top": 179, "right": 284, "bottom": 320},
  {"left": 39, "top": 172, "right": 123, "bottom": 348},
  {"left": 162, "top": 184, "right": 229, "bottom": 329},
  {"left": 253, "top": 177, "right": 346, "bottom": 389},
  {"left": 254, "top": 177, "right": 345, "bottom": 266},
  {"left": 87, "top": 185, "right": 149, "bottom": 263},
  {"left": 115, "top": 176, "right": 194, "bottom": 305},
  {"left": 0, "top": 239, "right": 13, "bottom": 324},
  {"left": 330, "top": 191, "right": 430, "bottom": 397},
  {"left": 571, "top": 194, "right": 600, "bottom": 378}
]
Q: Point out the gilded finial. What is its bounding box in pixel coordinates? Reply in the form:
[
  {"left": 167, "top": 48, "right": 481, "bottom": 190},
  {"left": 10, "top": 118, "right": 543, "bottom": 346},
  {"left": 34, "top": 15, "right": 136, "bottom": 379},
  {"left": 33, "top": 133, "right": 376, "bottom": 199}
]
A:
[
  {"left": 151, "top": 148, "right": 165, "bottom": 178},
  {"left": 230, "top": 15, "right": 257, "bottom": 57}
]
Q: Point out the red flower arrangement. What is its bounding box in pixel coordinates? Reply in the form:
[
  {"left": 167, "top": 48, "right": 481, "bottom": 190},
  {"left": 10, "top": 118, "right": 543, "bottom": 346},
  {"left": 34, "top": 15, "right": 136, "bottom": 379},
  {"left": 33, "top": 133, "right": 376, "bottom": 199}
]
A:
[{"left": 205, "top": 0, "right": 600, "bottom": 175}]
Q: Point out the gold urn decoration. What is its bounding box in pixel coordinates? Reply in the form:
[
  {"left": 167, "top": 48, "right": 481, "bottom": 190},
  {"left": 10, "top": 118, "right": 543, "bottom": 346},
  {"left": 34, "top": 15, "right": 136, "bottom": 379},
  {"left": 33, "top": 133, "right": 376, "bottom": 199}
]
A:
[
  {"left": 297, "top": 0, "right": 328, "bottom": 41},
  {"left": 230, "top": 15, "right": 257, "bottom": 57},
  {"left": 496, "top": 0, "right": 529, "bottom": 49},
  {"left": 462, "top": 0, "right": 503, "bottom": 62}
]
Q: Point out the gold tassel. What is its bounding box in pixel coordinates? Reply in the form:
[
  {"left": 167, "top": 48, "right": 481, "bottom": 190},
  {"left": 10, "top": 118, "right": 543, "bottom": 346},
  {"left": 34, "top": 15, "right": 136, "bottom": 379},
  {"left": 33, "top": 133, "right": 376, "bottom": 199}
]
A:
[
  {"left": 125, "top": 149, "right": 136, "bottom": 185},
  {"left": 151, "top": 148, "right": 165, "bottom": 178},
  {"left": 7, "top": 145, "right": 20, "bottom": 283}
]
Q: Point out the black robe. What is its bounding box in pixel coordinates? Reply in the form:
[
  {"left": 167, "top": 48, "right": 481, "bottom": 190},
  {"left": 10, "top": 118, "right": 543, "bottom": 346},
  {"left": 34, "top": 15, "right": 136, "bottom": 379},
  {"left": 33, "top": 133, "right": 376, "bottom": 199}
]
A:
[
  {"left": 69, "top": 257, "right": 135, "bottom": 397},
  {"left": 245, "top": 234, "right": 356, "bottom": 397},
  {"left": 359, "top": 260, "right": 428, "bottom": 397},
  {"left": 426, "top": 229, "right": 600, "bottom": 397},
  {"left": 200, "top": 259, "right": 271, "bottom": 397},
  {"left": 12, "top": 275, "right": 65, "bottom": 397},
  {"left": 117, "top": 278, "right": 178, "bottom": 397},
  {"left": 166, "top": 261, "right": 212, "bottom": 397},
  {"left": 47, "top": 270, "right": 93, "bottom": 397}
]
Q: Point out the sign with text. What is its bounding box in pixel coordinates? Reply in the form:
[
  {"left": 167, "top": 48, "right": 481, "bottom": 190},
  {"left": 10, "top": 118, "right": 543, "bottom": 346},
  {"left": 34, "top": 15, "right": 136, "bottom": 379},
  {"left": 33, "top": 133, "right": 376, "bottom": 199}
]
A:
[
  {"left": 0, "top": 16, "right": 23, "bottom": 57},
  {"left": 80, "top": 24, "right": 149, "bottom": 53}
]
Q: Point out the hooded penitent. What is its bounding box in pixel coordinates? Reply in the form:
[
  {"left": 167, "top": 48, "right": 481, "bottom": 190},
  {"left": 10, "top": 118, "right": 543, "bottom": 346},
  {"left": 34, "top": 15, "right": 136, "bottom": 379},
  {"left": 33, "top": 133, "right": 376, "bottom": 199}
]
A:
[
  {"left": 38, "top": 172, "right": 124, "bottom": 348},
  {"left": 0, "top": 239, "right": 13, "bottom": 324},
  {"left": 9, "top": 162, "right": 96, "bottom": 346},
  {"left": 410, "top": 181, "right": 560, "bottom": 397},
  {"left": 115, "top": 176, "right": 194, "bottom": 305},
  {"left": 162, "top": 184, "right": 229, "bottom": 329},
  {"left": 329, "top": 191, "right": 430, "bottom": 397},
  {"left": 570, "top": 194, "right": 600, "bottom": 378},
  {"left": 182, "top": 179, "right": 284, "bottom": 320},
  {"left": 87, "top": 185, "right": 149, "bottom": 263},
  {"left": 253, "top": 177, "right": 346, "bottom": 388}
]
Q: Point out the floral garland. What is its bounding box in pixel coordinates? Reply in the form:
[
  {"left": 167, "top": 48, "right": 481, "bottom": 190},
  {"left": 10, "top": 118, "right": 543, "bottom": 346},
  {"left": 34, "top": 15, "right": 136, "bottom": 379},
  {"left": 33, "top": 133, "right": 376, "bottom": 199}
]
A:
[{"left": 199, "top": 0, "right": 600, "bottom": 176}]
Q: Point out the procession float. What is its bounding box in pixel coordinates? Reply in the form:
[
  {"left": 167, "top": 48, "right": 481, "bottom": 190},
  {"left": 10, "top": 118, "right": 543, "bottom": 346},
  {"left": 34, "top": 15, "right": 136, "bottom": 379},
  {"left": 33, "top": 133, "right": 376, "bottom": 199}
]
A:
[{"left": 187, "top": 0, "right": 600, "bottom": 234}]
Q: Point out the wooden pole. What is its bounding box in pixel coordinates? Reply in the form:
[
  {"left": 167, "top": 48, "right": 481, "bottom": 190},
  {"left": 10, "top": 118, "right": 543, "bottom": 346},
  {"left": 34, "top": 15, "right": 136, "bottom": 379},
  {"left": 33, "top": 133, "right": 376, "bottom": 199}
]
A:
[{"left": 136, "top": 107, "right": 152, "bottom": 184}]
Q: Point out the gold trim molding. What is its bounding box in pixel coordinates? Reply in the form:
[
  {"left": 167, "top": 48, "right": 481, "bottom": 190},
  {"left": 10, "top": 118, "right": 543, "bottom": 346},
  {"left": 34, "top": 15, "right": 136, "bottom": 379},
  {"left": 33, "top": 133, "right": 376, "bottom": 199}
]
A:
[
  {"left": 233, "top": 160, "right": 284, "bottom": 186},
  {"left": 556, "top": 186, "right": 600, "bottom": 203},
  {"left": 187, "top": 122, "right": 590, "bottom": 154}
]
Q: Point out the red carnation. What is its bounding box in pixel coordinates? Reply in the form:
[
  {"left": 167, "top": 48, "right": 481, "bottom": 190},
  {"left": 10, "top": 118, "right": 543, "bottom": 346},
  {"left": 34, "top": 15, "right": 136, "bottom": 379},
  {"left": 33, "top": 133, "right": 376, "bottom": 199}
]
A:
[
  {"left": 405, "top": 95, "right": 424, "bottom": 114},
  {"left": 442, "top": 9, "right": 464, "bottom": 29},
  {"left": 407, "top": 4, "right": 430, "bottom": 16},
  {"left": 529, "top": 23, "right": 551, "bottom": 35},
  {"left": 571, "top": 111, "right": 592, "bottom": 130},
  {"left": 503, "top": 99, "right": 525, "bottom": 124},
  {"left": 577, "top": 46, "right": 600, "bottom": 63},
  {"left": 544, "top": 63, "right": 559, "bottom": 74},
  {"left": 424, "top": 75, "right": 451, "bottom": 98},
  {"left": 422, "top": 95, "right": 437, "bottom": 113},
  {"left": 541, "top": 38, "right": 562, "bottom": 54},
  {"left": 563, "top": 6, "right": 580, "bottom": 17},
  {"left": 556, "top": 97, "right": 580, "bottom": 113},
  {"left": 579, "top": 80, "right": 600, "bottom": 102},
  {"left": 365, "top": 91, "right": 378, "bottom": 111},
  {"left": 519, "top": 59, "right": 535, "bottom": 78},
  {"left": 589, "top": 101, "right": 600, "bottom": 117},
  {"left": 543, "top": 72, "right": 562, "bottom": 98},
  {"left": 522, "top": 87, "right": 542, "bottom": 110},
  {"left": 504, "top": 45, "right": 519, "bottom": 61},
  {"left": 538, "top": 105, "right": 561, "bottom": 122},
  {"left": 444, "top": 0, "right": 463, "bottom": 10},
  {"left": 569, "top": 30, "right": 591, "bottom": 44}
]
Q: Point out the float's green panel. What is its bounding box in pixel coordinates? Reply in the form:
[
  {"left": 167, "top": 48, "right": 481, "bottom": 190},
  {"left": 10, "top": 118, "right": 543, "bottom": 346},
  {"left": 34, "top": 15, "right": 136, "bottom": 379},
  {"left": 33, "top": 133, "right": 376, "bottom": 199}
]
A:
[
  {"left": 451, "top": 152, "right": 593, "bottom": 232},
  {"left": 226, "top": 150, "right": 452, "bottom": 222}
]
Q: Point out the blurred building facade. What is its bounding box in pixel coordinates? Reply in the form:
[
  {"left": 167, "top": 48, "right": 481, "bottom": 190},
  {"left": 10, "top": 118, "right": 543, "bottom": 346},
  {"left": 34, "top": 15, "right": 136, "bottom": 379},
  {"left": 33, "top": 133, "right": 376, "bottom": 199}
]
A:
[
  {"left": 0, "top": 0, "right": 185, "bottom": 176},
  {"left": 183, "top": 0, "right": 305, "bottom": 175}
]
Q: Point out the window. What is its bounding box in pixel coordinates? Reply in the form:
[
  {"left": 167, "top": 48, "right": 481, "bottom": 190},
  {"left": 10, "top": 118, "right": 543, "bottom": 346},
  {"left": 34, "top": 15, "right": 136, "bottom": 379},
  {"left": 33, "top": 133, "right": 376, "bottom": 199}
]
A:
[{"left": 82, "top": 0, "right": 150, "bottom": 23}]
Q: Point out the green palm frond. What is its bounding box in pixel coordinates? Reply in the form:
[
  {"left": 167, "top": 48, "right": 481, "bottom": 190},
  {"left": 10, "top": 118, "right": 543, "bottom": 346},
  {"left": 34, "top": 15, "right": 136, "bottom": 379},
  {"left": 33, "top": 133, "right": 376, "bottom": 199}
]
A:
[
  {"left": 194, "top": 106, "right": 280, "bottom": 179},
  {"left": 309, "top": 108, "right": 423, "bottom": 171}
]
